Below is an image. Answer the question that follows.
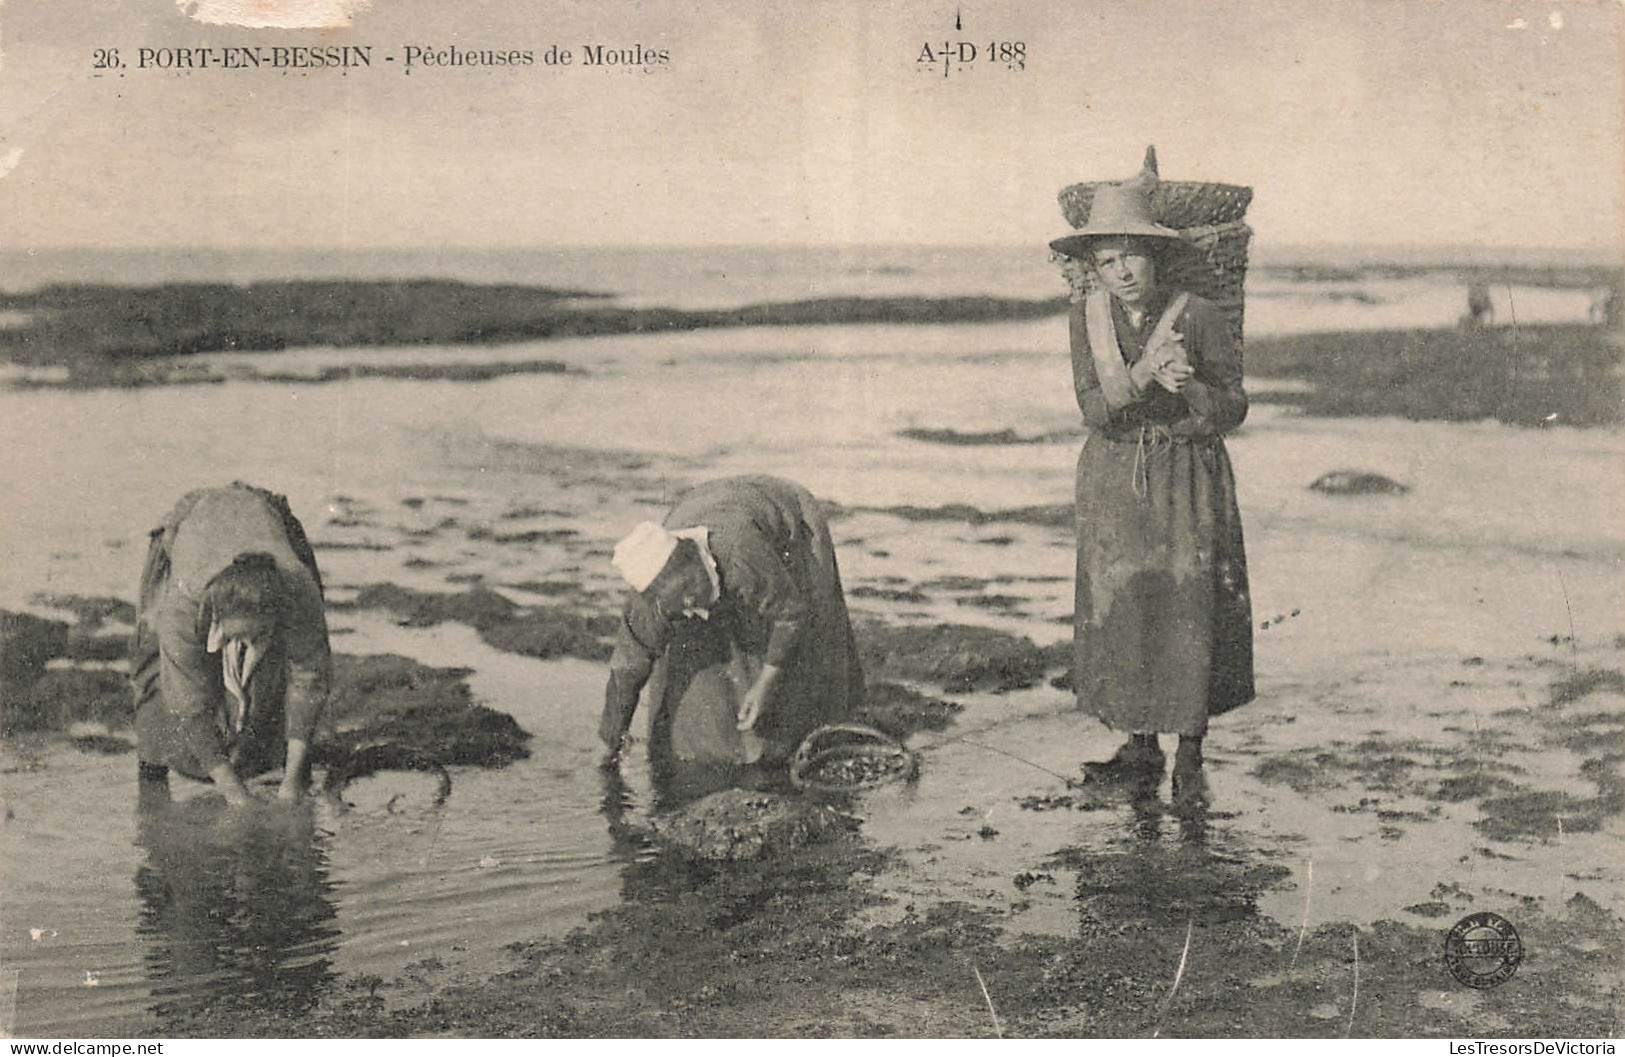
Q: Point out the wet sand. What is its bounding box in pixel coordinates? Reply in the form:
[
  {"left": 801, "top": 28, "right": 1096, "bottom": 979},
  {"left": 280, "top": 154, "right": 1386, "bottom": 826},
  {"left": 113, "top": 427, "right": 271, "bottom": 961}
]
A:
[
  {"left": 5, "top": 475, "right": 1622, "bottom": 1036},
  {"left": 2, "top": 301, "right": 1621, "bottom": 1036}
]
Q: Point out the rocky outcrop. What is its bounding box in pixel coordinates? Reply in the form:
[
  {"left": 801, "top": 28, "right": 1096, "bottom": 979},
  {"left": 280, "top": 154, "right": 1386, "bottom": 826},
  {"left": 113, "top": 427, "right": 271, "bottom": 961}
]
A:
[
  {"left": 1309, "top": 470, "right": 1410, "bottom": 496},
  {"left": 649, "top": 789, "right": 855, "bottom": 862},
  {"left": 856, "top": 621, "right": 1051, "bottom": 693}
]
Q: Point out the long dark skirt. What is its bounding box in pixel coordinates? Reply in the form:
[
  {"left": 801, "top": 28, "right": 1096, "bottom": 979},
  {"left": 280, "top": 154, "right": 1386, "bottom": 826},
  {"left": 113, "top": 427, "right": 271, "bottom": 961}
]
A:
[{"left": 1072, "top": 431, "right": 1254, "bottom": 737}]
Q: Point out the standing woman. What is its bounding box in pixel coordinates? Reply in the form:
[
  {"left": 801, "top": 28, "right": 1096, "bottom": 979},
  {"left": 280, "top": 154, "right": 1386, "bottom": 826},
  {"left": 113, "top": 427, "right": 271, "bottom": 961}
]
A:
[{"left": 1049, "top": 174, "right": 1254, "bottom": 799}]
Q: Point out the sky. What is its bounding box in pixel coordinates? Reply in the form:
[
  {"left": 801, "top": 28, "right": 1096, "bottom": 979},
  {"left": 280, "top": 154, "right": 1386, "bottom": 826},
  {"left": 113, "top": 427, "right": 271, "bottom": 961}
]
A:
[{"left": 0, "top": 0, "right": 1620, "bottom": 251}]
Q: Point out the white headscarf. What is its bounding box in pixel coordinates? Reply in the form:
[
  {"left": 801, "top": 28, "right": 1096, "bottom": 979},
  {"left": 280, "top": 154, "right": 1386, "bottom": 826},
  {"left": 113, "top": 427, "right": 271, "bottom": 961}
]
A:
[
  {"left": 611, "top": 521, "right": 720, "bottom": 612},
  {"left": 612, "top": 521, "right": 678, "bottom": 592}
]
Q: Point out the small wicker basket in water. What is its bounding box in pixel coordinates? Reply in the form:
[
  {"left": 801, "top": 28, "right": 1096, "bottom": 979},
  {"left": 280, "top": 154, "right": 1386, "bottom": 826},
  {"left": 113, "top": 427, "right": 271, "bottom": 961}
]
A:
[{"left": 788, "top": 723, "right": 918, "bottom": 794}]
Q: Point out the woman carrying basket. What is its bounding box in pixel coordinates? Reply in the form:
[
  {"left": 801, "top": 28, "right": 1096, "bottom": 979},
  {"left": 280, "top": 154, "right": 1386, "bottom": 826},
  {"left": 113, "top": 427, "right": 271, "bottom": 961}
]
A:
[{"left": 1050, "top": 167, "right": 1255, "bottom": 801}]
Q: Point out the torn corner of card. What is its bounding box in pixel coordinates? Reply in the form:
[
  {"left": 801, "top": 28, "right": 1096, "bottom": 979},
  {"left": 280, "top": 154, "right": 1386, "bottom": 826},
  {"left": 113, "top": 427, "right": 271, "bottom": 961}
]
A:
[{"left": 175, "top": 0, "right": 373, "bottom": 31}]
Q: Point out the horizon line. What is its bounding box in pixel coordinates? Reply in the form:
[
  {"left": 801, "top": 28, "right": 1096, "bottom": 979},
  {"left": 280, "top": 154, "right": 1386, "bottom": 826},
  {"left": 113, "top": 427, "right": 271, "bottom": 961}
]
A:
[{"left": 1, "top": 240, "right": 1621, "bottom": 256}]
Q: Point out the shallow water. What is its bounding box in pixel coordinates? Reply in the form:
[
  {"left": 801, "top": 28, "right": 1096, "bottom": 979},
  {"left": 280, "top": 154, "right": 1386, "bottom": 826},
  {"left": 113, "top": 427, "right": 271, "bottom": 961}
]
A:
[
  {"left": 2, "top": 627, "right": 668, "bottom": 1036},
  {"left": 3, "top": 304, "right": 1622, "bottom": 1034}
]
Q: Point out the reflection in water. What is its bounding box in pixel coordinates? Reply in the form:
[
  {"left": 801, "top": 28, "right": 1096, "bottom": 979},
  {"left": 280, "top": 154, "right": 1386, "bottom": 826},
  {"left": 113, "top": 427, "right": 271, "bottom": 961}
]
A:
[
  {"left": 597, "top": 763, "right": 645, "bottom": 860},
  {"left": 1050, "top": 786, "right": 1292, "bottom": 931},
  {"left": 1127, "top": 775, "right": 1165, "bottom": 843},
  {"left": 646, "top": 751, "right": 791, "bottom": 812},
  {"left": 596, "top": 764, "right": 707, "bottom": 905},
  {"left": 132, "top": 784, "right": 340, "bottom": 1027},
  {"left": 1065, "top": 769, "right": 1217, "bottom": 845}
]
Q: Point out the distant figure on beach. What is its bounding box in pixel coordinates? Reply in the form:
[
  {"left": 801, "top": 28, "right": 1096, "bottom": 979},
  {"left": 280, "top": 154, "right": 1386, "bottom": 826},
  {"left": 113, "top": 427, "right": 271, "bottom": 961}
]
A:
[
  {"left": 1462, "top": 282, "right": 1495, "bottom": 329},
  {"left": 599, "top": 476, "right": 863, "bottom": 780},
  {"left": 1049, "top": 171, "right": 1255, "bottom": 803},
  {"left": 1589, "top": 283, "right": 1621, "bottom": 329},
  {"left": 131, "top": 483, "right": 332, "bottom": 806}
]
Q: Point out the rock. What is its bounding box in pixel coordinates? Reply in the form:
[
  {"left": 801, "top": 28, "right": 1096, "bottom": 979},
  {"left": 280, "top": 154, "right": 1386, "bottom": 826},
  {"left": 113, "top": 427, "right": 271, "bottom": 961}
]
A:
[
  {"left": 861, "top": 503, "right": 1072, "bottom": 528},
  {"left": 849, "top": 585, "right": 930, "bottom": 604},
  {"left": 1549, "top": 668, "right": 1625, "bottom": 706},
  {"left": 1564, "top": 891, "right": 1613, "bottom": 926},
  {"left": 1308, "top": 471, "right": 1409, "bottom": 496},
  {"left": 1475, "top": 789, "right": 1606, "bottom": 841},
  {"left": 345, "top": 583, "right": 518, "bottom": 629},
  {"left": 70, "top": 734, "right": 136, "bottom": 755},
  {"left": 339, "top": 582, "right": 616, "bottom": 661},
  {"left": 918, "top": 575, "right": 990, "bottom": 592},
  {"left": 0, "top": 610, "right": 70, "bottom": 691},
  {"left": 954, "top": 594, "right": 1024, "bottom": 612},
  {"left": 317, "top": 653, "right": 531, "bottom": 770},
  {"left": 466, "top": 526, "right": 577, "bottom": 545},
  {"left": 28, "top": 593, "right": 137, "bottom": 629},
  {"left": 64, "top": 628, "right": 130, "bottom": 663},
  {"left": 899, "top": 428, "right": 1026, "bottom": 446},
  {"left": 857, "top": 621, "right": 1051, "bottom": 693},
  {"left": 857, "top": 681, "right": 963, "bottom": 736},
  {"left": 650, "top": 789, "right": 854, "bottom": 862},
  {"left": 5, "top": 668, "right": 130, "bottom": 734},
  {"left": 478, "top": 611, "right": 616, "bottom": 662}
]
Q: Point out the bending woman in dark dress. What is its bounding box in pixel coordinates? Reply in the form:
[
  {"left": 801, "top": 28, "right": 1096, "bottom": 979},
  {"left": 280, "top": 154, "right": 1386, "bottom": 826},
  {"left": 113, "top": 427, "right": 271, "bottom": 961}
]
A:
[
  {"left": 131, "top": 482, "right": 332, "bottom": 806},
  {"left": 1050, "top": 178, "right": 1255, "bottom": 800},
  {"left": 599, "top": 476, "right": 864, "bottom": 779}
]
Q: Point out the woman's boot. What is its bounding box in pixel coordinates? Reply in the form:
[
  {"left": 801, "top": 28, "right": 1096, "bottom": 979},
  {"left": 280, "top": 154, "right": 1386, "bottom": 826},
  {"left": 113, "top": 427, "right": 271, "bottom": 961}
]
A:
[{"left": 1083, "top": 732, "right": 1164, "bottom": 783}]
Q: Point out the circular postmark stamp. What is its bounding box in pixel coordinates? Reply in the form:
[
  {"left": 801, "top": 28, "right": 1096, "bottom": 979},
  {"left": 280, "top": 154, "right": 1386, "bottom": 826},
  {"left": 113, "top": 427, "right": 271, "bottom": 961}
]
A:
[{"left": 1444, "top": 911, "right": 1523, "bottom": 988}]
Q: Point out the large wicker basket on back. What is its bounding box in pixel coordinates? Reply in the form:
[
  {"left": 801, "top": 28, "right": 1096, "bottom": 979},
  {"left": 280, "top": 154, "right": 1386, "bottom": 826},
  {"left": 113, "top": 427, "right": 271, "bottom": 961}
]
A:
[{"left": 1053, "top": 147, "right": 1254, "bottom": 346}]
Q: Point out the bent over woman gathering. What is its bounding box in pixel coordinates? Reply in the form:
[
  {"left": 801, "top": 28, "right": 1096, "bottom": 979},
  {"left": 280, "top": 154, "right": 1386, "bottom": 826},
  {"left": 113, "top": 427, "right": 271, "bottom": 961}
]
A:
[
  {"left": 131, "top": 482, "right": 332, "bottom": 805},
  {"left": 600, "top": 475, "right": 865, "bottom": 788}
]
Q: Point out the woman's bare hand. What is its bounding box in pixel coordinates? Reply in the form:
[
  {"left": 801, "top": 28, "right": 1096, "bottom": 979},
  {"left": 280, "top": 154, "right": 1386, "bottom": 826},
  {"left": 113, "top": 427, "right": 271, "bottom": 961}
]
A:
[
  {"left": 736, "top": 684, "right": 768, "bottom": 732},
  {"left": 737, "top": 663, "right": 783, "bottom": 732},
  {"left": 1154, "top": 362, "right": 1194, "bottom": 393}
]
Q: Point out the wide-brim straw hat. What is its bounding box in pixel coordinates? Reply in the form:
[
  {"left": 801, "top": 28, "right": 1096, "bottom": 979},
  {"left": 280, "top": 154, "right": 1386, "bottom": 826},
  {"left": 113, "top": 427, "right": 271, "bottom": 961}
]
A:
[
  {"left": 1049, "top": 177, "right": 1183, "bottom": 258},
  {"left": 1050, "top": 146, "right": 1256, "bottom": 347}
]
